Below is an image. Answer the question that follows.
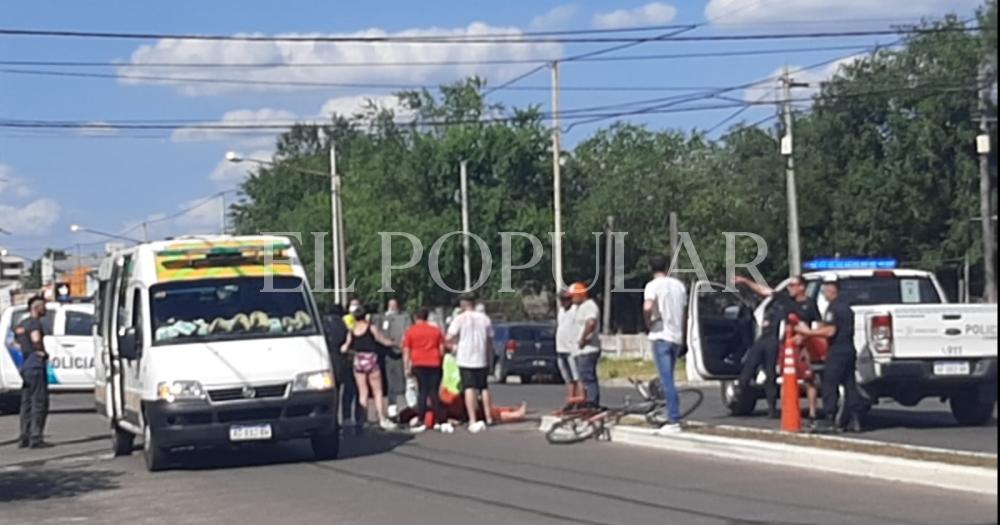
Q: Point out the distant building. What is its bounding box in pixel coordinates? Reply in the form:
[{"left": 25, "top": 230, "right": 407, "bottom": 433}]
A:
[
  {"left": 0, "top": 253, "right": 27, "bottom": 282},
  {"left": 53, "top": 255, "right": 104, "bottom": 298}
]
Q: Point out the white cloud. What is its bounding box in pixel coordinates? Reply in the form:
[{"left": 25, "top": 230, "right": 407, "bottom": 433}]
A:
[
  {"left": 210, "top": 149, "right": 274, "bottom": 185},
  {"left": 0, "top": 199, "right": 61, "bottom": 235},
  {"left": 594, "top": 3, "right": 678, "bottom": 29},
  {"left": 319, "top": 94, "right": 401, "bottom": 119},
  {"left": 705, "top": 0, "right": 980, "bottom": 25},
  {"left": 118, "top": 23, "right": 562, "bottom": 96},
  {"left": 531, "top": 5, "right": 579, "bottom": 29},
  {"left": 0, "top": 163, "right": 34, "bottom": 199},
  {"left": 171, "top": 108, "right": 298, "bottom": 147},
  {"left": 743, "top": 54, "right": 866, "bottom": 103},
  {"left": 170, "top": 95, "right": 411, "bottom": 155}
]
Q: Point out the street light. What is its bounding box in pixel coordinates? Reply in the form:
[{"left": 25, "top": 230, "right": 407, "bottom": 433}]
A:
[
  {"left": 69, "top": 224, "right": 141, "bottom": 244},
  {"left": 225, "top": 151, "right": 348, "bottom": 306}
]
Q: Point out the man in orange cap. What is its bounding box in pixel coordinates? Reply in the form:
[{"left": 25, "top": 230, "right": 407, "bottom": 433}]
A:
[{"left": 569, "top": 282, "right": 602, "bottom": 407}]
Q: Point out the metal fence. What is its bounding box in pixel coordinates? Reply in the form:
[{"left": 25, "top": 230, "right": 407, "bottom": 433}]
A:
[{"left": 599, "top": 334, "right": 653, "bottom": 360}]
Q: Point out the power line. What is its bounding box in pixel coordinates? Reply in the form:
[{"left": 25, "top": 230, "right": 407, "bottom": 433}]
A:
[
  {"left": 0, "top": 67, "right": 859, "bottom": 93},
  {"left": 0, "top": 25, "right": 977, "bottom": 44},
  {"left": 0, "top": 44, "right": 879, "bottom": 69},
  {"left": 0, "top": 82, "right": 977, "bottom": 134}
]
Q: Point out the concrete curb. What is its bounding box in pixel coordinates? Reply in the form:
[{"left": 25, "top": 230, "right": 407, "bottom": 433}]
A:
[
  {"left": 537, "top": 416, "right": 996, "bottom": 495},
  {"left": 613, "top": 426, "right": 997, "bottom": 495}
]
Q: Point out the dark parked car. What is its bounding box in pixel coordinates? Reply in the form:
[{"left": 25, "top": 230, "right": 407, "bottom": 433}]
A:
[{"left": 492, "top": 322, "right": 559, "bottom": 384}]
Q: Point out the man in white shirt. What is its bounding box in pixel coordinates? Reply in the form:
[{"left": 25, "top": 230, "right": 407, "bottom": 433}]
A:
[
  {"left": 643, "top": 255, "right": 687, "bottom": 434},
  {"left": 555, "top": 290, "right": 582, "bottom": 409},
  {"left": 446, "top": 293, "right": 495, "bottom": 433},
  {"left": 569, "top": 282, "right": 602, "bottom": 408}
]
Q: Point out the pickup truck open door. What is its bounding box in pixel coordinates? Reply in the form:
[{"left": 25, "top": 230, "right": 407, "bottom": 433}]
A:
[{"left": 687, "top": 280, "right": 758, "bottom": 380}]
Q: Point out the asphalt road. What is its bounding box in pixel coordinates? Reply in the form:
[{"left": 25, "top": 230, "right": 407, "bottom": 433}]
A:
[
  {"left": 0, "top": 391, "right": 996, "bottom": 525},
  {"left": 504, "top": 380, "right": 998, "bottom": 453}
]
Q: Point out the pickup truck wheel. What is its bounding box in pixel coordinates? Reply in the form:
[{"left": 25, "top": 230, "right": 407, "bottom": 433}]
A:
[
  {"left": 950, "top": 390, "right": 997, "bottom": 426},
  {"left": 721, "top": 380, "right": 757, "bottom": 416},
  {"left": 143, "top": 424, "right": 171, "bottom": 472},
  {"left": 111, "top": 424, "right": 135, "bottom": 456}
]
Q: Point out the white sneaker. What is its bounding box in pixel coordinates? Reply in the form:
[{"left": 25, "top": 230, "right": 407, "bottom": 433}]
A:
[
  {"left": 387, "top": 404, "right": 399, "bottom": 419},
  {"left": 468, "top": 421, "right": 487, "bottom": 434},
  {"left": 439, "top": 423, "right": 455, "bottom": 434},
  {"left": 408, "top": 417, "right": 425, "bottom": 433},
  {"left": 655, "top": 423, "right": 682, "bottom": 436},
  {"left": 379, "top": 419, "right": 396, "bottom": 431}
]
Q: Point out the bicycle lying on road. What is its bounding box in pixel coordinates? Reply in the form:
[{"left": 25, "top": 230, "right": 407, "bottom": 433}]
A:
[{"left": 545, "top": 378, "right": 704, "bottom": 445}]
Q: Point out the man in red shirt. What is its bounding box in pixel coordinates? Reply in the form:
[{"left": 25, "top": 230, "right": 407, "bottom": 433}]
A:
[{"left": 402, "top": 308, "right": 445, "bottom": 432}]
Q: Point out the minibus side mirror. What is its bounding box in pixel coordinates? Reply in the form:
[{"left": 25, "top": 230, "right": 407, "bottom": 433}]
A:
[{"left": 119, "top": 327, "right": 140, "bottom": 361}]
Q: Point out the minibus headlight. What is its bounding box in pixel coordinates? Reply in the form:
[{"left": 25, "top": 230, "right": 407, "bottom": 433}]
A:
[
  {"left": 157, "top": 380, "right": 205, "bottom": 402},
  {"left": 293, "top": 370, "right": 334, "bottom": 392}
]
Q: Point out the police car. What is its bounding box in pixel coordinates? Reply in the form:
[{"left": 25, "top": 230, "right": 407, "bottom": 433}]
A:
[
  {"left": 0, "top": 301, "right": 97, "bottom": 413},
  {"left": 687, "top": 259, "right": 998, "bottom": 425}
]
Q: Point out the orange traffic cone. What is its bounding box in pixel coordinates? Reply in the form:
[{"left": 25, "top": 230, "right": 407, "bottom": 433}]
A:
[{"left": 781, "top": 313, "right": 802, "bottom": 432}]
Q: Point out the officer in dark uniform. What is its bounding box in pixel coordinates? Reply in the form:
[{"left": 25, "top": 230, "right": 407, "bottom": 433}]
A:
[
  {"left": 796, "top": 279, "right": 861, "bottom": 432},
  {"left": 16, "top": 296, "right": 52, "bottom": 449},
  {"left": 734, "top": 275, "right": 820, "bottom": 418}
]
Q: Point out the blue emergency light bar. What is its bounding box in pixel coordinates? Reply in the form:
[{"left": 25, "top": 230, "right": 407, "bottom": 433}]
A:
[{"left": 803, "top": 258, "right": 898, "bottom": 270}]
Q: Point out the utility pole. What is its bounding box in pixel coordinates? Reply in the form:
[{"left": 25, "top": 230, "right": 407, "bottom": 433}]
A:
[
  {"left": 669, "top": 212, "right": 679, "bottom": 261},
  {"left": 602, "top": 215, "right": 614, "bottom": 335},
  {"left": 977, "top": 64, "right": 997, "bottom": 303},
  {"left": 330, "top": 145, "right": 344, "bottom": 305},
  {"left": 963, "top": 252, "right": 971, "bottom": 303},
  {"left": 781, "top": 66, "right": 808, "bottom": 276},
  {"left": 551, "top": 60, "right": 564, "bottom": 288},
  {"left": 460, "top": 160, "right": 472, "bottom": 292},
  {"left": 219, "top": 193, "right": 227, "bottom": 235},
  {"left": 141, "top": 222, "right": 149, "bottom": 243}
]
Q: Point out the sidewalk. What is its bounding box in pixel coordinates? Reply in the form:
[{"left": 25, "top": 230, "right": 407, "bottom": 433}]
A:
[{"left": 538, "top": 414, "right": 998, "bottom": 495}]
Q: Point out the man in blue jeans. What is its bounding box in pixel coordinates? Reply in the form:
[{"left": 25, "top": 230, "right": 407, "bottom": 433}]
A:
[
  {"left": 643, "top": 256, "right": 687, "bottom": 434},
  {"left": 569, "top": 282, "right": 601, "bottom": 408}
]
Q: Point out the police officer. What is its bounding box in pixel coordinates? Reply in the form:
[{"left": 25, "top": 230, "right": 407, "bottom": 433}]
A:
[
  {"left": 15, "top": 296, "right": 52, "bottom": 449},
  {"left": 796, "top": 280, "right": 861, "bottom": 432},
  {"left": 734, "top": 275, "right": 820, "bottom": 418}
]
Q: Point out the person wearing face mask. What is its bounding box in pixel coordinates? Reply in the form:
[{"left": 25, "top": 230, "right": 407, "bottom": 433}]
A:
[{"left": 343, "top": 297, "right": 363, "bottom": 330}]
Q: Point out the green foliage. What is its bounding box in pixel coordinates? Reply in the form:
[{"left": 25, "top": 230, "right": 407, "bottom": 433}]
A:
[{"left": 234, "top": 11, "right": 994, "bottom": 306}]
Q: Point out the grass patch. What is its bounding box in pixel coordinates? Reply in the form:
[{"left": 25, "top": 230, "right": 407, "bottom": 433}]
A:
[{"left": 599, "top": 357, "right": 687, "bottom": 382}]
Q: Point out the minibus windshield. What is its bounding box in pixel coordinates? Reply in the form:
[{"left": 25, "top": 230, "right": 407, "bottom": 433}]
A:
[{"left": 150, "top": 276, "right": 318, "bottom": 345}]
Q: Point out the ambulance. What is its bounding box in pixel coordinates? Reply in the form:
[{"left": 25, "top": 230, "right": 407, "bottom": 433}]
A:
[{"left": 94, "top": 236, "right": 338, "bottom": 471}]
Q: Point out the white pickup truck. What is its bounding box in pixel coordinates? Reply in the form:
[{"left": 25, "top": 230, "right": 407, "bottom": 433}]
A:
[{"left": 688, "top": 267, "right": 998, "bottom": 425}]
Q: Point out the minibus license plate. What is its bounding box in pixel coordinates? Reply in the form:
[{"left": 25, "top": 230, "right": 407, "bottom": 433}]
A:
[
  {"left": 230, "top": 424, "right": 273, "bottom": 442},
  {"left": 933, "top": 361, "right": 970, "bottom": 376}
]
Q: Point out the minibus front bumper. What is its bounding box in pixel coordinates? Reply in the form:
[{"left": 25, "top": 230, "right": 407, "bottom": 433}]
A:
[{"left": 144, "top": 390, "right": 337, "bottom": 449}]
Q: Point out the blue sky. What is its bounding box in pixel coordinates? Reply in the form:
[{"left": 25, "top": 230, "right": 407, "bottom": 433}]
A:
[{"left": 0, "top": 0, "right": 983, "bottom": 258}]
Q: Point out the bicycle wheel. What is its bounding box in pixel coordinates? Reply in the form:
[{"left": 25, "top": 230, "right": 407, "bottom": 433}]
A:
[
  {"left": 644, "top": 402, "right": 668, "bottom": 426},
  {"left": 546, "top": 415, "right": 601, "bottom": 445}
]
